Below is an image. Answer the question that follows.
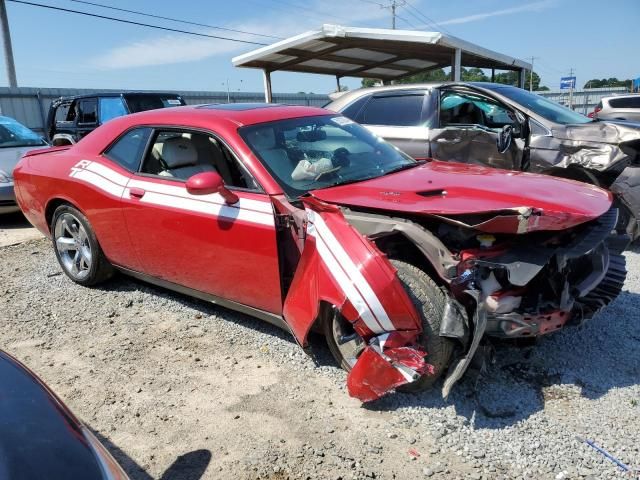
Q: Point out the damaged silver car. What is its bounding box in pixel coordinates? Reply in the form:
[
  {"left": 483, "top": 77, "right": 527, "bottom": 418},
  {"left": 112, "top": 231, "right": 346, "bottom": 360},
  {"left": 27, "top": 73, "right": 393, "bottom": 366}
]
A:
[{"left": 327, "top": 82, "right": 640, "bottom": 240}]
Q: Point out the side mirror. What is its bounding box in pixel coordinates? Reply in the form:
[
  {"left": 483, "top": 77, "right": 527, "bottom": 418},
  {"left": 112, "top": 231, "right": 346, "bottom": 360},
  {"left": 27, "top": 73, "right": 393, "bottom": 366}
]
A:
[
  {"left": 496, "top": 125, "right": 513, "bottom": 154},
  {"left": 186, "top": 171, "right": 238, "bottom": 204}
]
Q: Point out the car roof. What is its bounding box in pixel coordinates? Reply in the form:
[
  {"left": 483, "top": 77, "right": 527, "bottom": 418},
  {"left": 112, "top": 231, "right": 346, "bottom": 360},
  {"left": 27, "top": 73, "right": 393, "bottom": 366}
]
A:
[
  {"left": 120, "top": 103, "right": 330, "bottom": 127},
  {"left": 53, "top": 91, "right": 183, "bottom": 102},
  {"left": 601, "top": 94, "right": 640, "bottom": 101},
  {"left": 327, "top": 81, "right": 514, "bottom": 107}
]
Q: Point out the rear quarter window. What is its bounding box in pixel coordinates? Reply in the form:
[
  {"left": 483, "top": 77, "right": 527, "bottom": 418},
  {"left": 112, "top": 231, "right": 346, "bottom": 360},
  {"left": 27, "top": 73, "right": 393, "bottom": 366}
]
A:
[
  {"left": 609, "top": 97, "right": 640, "bottom": 109},
  {"left": 104, "top": 127, "right": 152, "bottom": 172}
]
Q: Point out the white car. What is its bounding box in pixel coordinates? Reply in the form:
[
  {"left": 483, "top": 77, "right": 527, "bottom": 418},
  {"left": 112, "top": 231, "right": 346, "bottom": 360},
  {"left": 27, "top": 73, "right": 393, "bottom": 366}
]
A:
[
  {"left": 594, "top": 94, "right": 640, "bottom": 122},
  {"left": 0, "top": 116, "right": 48, "bottom": 213}
]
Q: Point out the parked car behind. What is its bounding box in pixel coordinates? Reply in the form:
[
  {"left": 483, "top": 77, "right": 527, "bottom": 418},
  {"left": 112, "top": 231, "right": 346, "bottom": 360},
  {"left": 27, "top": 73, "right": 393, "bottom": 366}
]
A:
[
  {"left": 0, "top": 116, "right": 48, "bottom": 214},
  {"left": 0, "top": 350, "right": 128, "bottom": 479},
  {"left": 14, "top": 104, "right": 627, "bottom": 402},
  {"left": 326, "top": 82, "right": 640, "bottom": 239},
  {"left": 47, "top": 92, "right": 186, "bottom": 146},
  {"left": 593, "top": 94, "right": 640, "bottom": 122}
]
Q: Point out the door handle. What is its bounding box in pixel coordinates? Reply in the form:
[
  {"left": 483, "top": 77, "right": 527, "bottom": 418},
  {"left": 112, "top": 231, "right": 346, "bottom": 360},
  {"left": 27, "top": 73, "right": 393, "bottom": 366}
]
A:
[
  {"left": 437, "top": 138, "right": 462, "bottom": 144},
  {"left": 129, "top": 187, "right": 146, "bottom": 198}
]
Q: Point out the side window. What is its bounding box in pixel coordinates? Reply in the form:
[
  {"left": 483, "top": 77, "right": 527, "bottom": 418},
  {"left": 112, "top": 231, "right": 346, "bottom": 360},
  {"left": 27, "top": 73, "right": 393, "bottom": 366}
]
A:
[
  {"left": 609, "top": 97, "right": 640, "bottom": 109},
  {"left": 104, "top": 127, "right": 152, "bottom": 172},
  {"left": 359, "top": 94, "right": 425, "bottom": 126},
  {"left": 99, "top": 97, "right": 128, "bottom": 124},
  {"left": 78, "top": 98, "right": 98, "bottom": 125},
  {"left": 55, "top": 103, "right": 74, "bottom": 123},
  {"left": 341, "top": 95, "right": 370, "bottom": 121},
  {"left": 141, "top": 130, "right": 259, "bottom": 190},
  {"left": 440, "top": 91, "right": 515, "bottom": 130}
]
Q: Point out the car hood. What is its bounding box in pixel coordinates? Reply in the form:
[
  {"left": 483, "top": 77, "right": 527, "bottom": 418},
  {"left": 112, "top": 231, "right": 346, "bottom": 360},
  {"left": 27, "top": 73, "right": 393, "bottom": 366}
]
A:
[
  {"left": 552, "top": 120, "right": 640, "bottom": 144},
  {"left": 309, "top": 161, "right": 612, "bottom": 234},
  {"left": 0, "top": 145, "right": 42, "bottom": 178}
]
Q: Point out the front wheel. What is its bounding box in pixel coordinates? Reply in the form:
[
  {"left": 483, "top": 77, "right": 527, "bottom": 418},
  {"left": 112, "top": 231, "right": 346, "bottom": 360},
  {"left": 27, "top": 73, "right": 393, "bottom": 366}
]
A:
[
  {"left": 51, "top": 204, "right": 114, "bottom": 286},
  {"left": 324, "top": 259, "right": 457, "bottom": 391}
]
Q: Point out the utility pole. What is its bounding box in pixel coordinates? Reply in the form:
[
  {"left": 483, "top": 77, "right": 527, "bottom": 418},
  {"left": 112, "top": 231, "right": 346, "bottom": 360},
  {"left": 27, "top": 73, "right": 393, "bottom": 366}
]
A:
[
  {"left": 529, "top": 56, "right": 538, "bottom": 92},
  {"left": 568, "top": 67, "right": 574, "bottom": 109},
  {"left": 391, "top": 0, "right": 397, "bottom": 29},
  {"left": 0, "top": 0, "right": 17, "bottom": 87}
]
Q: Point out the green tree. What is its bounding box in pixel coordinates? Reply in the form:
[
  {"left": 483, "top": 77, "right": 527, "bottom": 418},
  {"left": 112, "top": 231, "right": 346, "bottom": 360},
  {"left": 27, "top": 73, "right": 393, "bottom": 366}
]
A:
[
  {"left": 494, "top": 70, "right": 545, "bottom": 91},
  {"left": 360, "top": 68, "right": 448, "bottom": 88},
  {"left": 583, "top": 78, "right": 631, "bottom": 89},
  {"left": 461, "top": 67, "right": 489, "bottom": 82}
]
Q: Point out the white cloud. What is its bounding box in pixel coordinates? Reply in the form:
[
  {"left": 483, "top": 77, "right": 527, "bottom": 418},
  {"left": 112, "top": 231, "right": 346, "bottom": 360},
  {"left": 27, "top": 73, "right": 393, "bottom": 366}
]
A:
[
  {"left": 436, "top": 0, "right": 557, "bottom": 26},
  {"left": 90, "top": 1, "right": 389, "bottom": 70}
]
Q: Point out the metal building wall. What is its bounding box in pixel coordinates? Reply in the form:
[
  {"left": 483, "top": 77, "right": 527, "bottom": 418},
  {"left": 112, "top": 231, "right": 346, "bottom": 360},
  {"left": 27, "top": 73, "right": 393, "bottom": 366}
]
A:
[
  {"left": 0, "top": 87, "right": 330, "bottom": 135},
  {"left": 536, "top": 87, "right": 628, "bottom": 114}
]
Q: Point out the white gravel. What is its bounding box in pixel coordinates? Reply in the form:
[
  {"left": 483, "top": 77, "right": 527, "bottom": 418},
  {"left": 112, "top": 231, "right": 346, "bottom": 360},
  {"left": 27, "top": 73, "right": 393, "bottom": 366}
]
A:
[{"left": 1, "top": 237, "right": 638, "bottom": 480}]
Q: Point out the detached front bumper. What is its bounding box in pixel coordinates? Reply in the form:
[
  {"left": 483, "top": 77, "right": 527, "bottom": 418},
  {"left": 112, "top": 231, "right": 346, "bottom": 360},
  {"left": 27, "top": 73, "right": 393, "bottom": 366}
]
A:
[{"left": 0, "top": 182, "right": 19, "bottom": 214}]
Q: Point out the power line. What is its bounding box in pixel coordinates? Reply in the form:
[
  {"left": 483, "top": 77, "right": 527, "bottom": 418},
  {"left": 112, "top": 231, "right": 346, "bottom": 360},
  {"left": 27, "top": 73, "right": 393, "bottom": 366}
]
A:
[
  {"left": 70, "top": 0, "right": 283, "bottom": 40},
  {"left": 6, "top": 0, "right": 269, "bottom": 46},
  {"left": 402, "top": 1, "right": 453, "bottom": 34}
]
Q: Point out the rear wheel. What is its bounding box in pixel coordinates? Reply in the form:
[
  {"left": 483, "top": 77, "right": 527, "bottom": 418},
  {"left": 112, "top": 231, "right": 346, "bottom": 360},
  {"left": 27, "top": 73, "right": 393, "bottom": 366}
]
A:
[
  {"left": 324, "top": 259, "right": 456, "bottom": 391},
  {"left": 51, "top": 204, "right": 114, "bottom": 286}
]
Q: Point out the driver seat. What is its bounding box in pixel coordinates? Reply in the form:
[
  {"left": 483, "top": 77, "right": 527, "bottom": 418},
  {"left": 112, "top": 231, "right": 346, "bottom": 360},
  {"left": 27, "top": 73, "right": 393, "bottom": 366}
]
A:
[
  {"left": 158, "top": 136, "right": 216, "bottom": 179},
  {"left": 246, "top": 127, "right": 295, "bottom": 182}
]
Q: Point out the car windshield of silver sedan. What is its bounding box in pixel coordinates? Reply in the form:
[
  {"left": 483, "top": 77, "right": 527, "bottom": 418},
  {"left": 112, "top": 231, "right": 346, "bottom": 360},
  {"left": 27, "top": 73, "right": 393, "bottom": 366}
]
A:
[
  {"left": 240, "top": 115, "right": 416, "bottom": 197},
  {"left": 495, "top": 86, "right": 592, "bottom": 125},
  {"left": 0, "top": 117, "right": 46, "bottom": 148}
]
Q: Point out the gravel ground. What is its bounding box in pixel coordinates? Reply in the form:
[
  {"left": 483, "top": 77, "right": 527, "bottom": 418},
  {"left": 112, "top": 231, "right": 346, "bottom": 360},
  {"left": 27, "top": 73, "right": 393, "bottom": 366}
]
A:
[{"left": 1, "top": 237, "right": 639, "bottom": 480}]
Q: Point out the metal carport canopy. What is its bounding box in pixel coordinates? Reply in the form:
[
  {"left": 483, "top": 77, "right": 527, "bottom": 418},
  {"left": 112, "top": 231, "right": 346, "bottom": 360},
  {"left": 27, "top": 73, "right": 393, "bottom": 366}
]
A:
[{"left": 232, "top": 24, "right": 532, "bottom": 102}]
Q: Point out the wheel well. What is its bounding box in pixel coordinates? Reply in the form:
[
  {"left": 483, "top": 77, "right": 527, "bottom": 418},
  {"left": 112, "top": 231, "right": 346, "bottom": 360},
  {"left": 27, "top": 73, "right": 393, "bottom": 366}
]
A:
[
  {"left": 45, "top": 199, "right": 74, "bottom": 232},
  {"left": 374, "top": 233, "right": 445, "bottom": 287},
  {"left": 542, "top": 166, "right": 601, "bottom": 186}
]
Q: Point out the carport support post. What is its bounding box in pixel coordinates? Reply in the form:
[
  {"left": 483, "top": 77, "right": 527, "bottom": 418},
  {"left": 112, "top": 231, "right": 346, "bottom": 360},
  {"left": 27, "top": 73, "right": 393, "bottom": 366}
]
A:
[
  {"left": 263, "top": 69, "right": 273, "bottom": 103},
  {"left": 517, "top": 68, "right": 525, "bottom": 89},
  {"left": 491, "top": 68, "right": 495, "bottom": 82},
  {"left": 335, "top": 75, "right": 341, "bottom": 92},
  {"left": 451, "top": 48, "right": 461, "bottom": 81}
]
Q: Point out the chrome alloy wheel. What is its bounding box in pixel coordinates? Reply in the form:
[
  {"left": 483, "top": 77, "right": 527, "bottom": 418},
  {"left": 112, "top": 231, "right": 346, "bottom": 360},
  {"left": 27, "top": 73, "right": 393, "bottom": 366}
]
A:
[{"left": 54, "top": 212, "right": 92, "bottom": 280}]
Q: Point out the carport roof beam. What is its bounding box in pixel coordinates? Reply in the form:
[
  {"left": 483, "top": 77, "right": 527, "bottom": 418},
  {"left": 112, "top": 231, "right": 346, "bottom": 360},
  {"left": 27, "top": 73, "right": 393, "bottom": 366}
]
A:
[{"left": 233, "top": 24, "right": 531, "bottom": 100}]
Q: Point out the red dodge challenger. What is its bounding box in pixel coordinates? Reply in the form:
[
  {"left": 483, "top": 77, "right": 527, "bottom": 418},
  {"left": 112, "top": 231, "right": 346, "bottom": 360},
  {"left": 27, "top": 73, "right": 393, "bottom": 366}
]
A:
[{"left": 13, "top": 104, "right": 627, "bottom": 401}]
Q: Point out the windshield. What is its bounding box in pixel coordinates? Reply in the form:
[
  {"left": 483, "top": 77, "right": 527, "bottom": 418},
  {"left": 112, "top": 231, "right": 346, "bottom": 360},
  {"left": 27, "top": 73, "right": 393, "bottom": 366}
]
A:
[
  {"left": 124, "top": 94, "right": 185, "bottom": 113},
  {"left": 0, "top": 118, "right": 46, "bottom": 148},
  {"left": 494, "top": 86, "right": 592, "bottom": 125},
  {"left": 240, "top": 115, "right": 416, "bottom": 198}
]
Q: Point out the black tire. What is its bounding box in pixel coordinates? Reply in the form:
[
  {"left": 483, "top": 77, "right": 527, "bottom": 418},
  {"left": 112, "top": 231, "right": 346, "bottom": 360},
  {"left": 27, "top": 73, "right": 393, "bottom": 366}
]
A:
[
  {"left": 390, "top": 259, "right": 455, "bottom": 392},
  {"left": 51, "top": 204, "right": 114, "bottom": 286},
  {"left": 324, "top": 259, "right": 456, "bottom": 391}
]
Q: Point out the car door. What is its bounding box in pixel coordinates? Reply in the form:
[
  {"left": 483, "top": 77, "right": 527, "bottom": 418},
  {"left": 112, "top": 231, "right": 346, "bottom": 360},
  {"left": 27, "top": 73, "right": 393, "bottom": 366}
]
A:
[
  {"left": 429, "top": 88, "right": 524, "bottom": 170},
  {"left": 350, "top": 90, "right": 431, "bottom": 160},
  {"left": 121, "top": 127, "right": 282, "bottom": 315}
]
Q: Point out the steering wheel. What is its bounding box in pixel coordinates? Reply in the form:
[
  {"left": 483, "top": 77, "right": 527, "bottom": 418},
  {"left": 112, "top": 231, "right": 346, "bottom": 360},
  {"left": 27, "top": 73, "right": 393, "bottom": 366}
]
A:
[{"left": 332, "top": 147, "right": 351, "bottom": 168}]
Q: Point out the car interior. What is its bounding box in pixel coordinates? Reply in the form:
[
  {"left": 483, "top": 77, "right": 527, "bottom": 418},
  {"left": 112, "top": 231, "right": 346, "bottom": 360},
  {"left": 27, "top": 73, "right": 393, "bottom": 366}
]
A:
[
  {"left": 440, "top": 92, "right": 515, "bottom": 130},
  {"left": 142, "top": 131, "right": 258, "bottom": 190}
]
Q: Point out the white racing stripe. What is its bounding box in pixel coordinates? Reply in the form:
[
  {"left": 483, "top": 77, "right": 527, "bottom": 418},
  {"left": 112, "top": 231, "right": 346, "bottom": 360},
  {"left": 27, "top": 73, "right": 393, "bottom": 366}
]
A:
[
  {"left": 310, "top": 211, "right": 395, "bottom": 332},
  {"left": 70, "top": 160, "right": 274, "bottom": 227},
  {"left": 307, "top": 209, "right": 394, "bottom": 334},
  {"left": 309, "top": 223, "right": 384, "bottom": 334}
]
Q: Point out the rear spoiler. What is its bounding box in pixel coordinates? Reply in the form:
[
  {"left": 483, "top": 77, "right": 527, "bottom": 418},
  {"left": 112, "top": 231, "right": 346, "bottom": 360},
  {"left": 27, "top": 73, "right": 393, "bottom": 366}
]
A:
[{"left": 22, "top": 145, "right": 72, "bottom": 158}]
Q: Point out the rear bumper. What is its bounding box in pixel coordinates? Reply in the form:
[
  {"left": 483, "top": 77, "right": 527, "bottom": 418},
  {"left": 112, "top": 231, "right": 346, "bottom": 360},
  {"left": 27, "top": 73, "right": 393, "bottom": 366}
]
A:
[{"left": 0, "top": 183, "right": 19, "bottom": 214}]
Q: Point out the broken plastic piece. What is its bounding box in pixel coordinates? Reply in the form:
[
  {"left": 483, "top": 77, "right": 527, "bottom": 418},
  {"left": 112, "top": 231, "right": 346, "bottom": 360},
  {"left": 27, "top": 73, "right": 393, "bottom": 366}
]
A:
[{"left": 347, "top": 334, "right": 433, "bottom": 402}]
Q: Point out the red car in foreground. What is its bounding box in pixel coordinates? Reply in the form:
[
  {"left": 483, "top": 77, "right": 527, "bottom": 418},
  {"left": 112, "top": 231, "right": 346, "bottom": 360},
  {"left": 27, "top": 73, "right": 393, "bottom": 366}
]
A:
[{"left": 13, "top": 104, "right": 627, "bottom": 401}]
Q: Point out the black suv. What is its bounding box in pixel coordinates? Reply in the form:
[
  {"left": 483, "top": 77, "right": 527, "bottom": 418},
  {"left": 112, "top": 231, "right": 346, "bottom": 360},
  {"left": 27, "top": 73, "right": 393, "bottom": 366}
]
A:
[{"left": 46, "top": 92, "right": 186, "bottom": 145}]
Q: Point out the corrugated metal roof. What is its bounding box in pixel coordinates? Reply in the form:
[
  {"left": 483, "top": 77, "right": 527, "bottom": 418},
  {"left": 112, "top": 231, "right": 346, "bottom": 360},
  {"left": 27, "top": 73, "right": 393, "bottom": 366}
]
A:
[{"left": 233, "top": 24, "right": 531, "bottom": 80}]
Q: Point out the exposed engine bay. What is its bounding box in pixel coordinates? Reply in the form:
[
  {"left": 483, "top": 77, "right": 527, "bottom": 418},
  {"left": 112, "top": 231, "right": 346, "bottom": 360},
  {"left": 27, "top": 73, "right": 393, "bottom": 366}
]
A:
[{"left": 342, "top": 205, "right": 628, "bottom": 397}]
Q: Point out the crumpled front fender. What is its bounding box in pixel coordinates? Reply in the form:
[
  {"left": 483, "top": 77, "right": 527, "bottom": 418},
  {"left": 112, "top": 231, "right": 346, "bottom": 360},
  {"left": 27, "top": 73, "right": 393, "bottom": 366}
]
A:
[{"left": 282, "top": 198, "right": 432, "bottom": 401}]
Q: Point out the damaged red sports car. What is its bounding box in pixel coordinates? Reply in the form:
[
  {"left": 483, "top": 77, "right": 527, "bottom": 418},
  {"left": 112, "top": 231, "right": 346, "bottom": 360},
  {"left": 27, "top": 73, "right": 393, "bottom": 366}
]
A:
[{"left": 13, "top": 104, "right": 628, "bottom": 402}]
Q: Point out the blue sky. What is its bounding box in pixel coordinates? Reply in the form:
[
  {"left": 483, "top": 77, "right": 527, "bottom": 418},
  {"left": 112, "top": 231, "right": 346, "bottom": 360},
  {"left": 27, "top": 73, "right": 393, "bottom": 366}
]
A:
[{"left": 3, "top": 0, "right": 639, "bottom": 94}]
